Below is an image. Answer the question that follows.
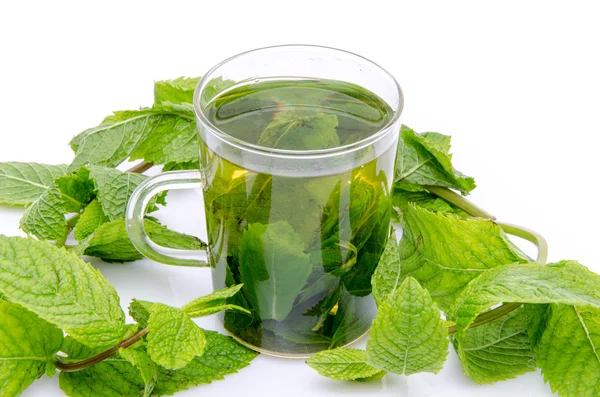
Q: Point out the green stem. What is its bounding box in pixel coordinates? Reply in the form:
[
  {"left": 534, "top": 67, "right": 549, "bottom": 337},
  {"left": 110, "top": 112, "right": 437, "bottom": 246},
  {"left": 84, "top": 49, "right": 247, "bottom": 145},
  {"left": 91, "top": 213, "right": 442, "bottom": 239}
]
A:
[
  {"left": 424, "top": 185, "right": 496, "bottom": 220},
  {"left": 498, "top": 222, "right": 548, "bottom": 264},
  {"left": 424, "top": 187, "right": 548, "bottom": 334},
  {"left": 447, "top": 303, "right": 522, "bottom": 335},
  {"left": 54, "top": 328, "right": 148, "bottom": 372},
  {"left": 127, "top": 161, "right": 153, "bottom": 174}
]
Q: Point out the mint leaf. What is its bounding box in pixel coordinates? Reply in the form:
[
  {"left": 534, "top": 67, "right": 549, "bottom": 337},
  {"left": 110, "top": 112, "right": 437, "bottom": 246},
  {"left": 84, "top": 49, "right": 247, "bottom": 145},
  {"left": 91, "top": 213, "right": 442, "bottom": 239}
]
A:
[
  {"left": 452, "top": 261, "right": 600, "bottom": 336},
  {"left": 239, "top": 221, "right": 311, "bottom": 321},
  {"left": 59, "top": 338, "right": 146, "bottom": 397},
  {"left": 19, "top": 185, "right": 72, "bottom": 240},
  {"left": 54, "top": 170, "right": 95, "bottom": 209},
  {"left": 392, "top": 189, "right": 468, "bottom": 220},
  {"left": 453, "top": 306, "right": 535, "bottom": 383},
  {"left": 87, "top": 165, "right": 156, "bottom": 220},
  {"left": 181, "top": 284, "right": 250, "bottom": 317},
  {"left": 366, "top": 277, "right": 449, "bottom": 375},
  {"left": 20, "top": 169, "right": 94, "bottom": 241},
  {"left": 537, "top": 305, "right": 600, "bottom": 397},
  {"left": 0, "top": 162, "right": 67, "bottom": 206},
  {"left": 76, "top": 218, "right": 205, "bottom": 262},
  {"left": 163, "top": 161, "right": 200, "bottom": 171},
  {"left": 69, "top": 104, "right": 196, "bottom": 171},
  {"left": 398, "top": 203, "right": 528, "bottom": 312},
  {"left": 146, "top": 303, "right": 206, "bottom": 370},
  {"left": 0, "top": 301, "right": 64, "bottom": 397},
  {"left": 258, "top": 113, "right": 340, "bottom": 150},
  {"left": 73, "top": 199, "right": 108, "bottom": 241},
  {"left": 129, "top": 103, "right": 199, "bottom": 166},
  {"left": 371, "top": 233, "right": 400, "bottom": 305},
  {"left": 395, "top": 126, "right": 475, "bottom": 194},
  {"left": 0, "top": 236, "right": 126, "bottom": 348},
  {"left": 307, "top": 348, "right": 385, "bottom": 381},
  {"left": 154, "top": 76, "right": 201, "bottom": 105},
  {"left": 129, "top": 299, "right": 153, "bottom": 327},
  {"left": 525, "top": 303, "right": 553, "bottom": 352},
  {"left": 329, "top": 290, "right": 374, "bottom": 348},
  {"left": 153, "top": 331, "right": 257, "bottom": 395},
  {"left": 120, "top": 348, "right": 157, "bottom": 397}
]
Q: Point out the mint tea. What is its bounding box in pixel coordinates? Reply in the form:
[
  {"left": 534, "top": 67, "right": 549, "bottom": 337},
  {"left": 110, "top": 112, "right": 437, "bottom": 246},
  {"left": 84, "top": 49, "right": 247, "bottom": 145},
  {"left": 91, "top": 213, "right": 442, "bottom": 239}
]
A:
[{"left": 200, "top": 78, "right": 397, "bottom": 355}]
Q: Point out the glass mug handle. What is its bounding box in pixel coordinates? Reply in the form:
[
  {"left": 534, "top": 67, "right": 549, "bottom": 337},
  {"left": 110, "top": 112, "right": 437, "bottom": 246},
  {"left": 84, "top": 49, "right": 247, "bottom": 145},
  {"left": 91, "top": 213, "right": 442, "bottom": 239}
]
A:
[{"left": 125, "top": 170, "right": 209, "bottom": 267}]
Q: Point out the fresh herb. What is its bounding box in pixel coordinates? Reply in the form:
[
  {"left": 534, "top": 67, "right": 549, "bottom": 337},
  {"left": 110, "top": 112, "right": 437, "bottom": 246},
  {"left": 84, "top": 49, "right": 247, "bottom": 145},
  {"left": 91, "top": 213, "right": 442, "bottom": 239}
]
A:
[
  {"left": 308, "top": 127, "right": 600, "bottom": 397},
  {"left": 1, "top": 73, "right": 598, "bottom": 397},
  {"left": 0, "top": 236, "right": 256, "bottom": 397}
]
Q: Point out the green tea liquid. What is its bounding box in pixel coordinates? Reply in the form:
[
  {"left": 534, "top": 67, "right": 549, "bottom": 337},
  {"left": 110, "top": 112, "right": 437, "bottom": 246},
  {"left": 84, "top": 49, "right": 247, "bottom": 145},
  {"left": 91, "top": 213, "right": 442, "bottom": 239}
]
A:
[{"left": 201, "top": 78, "right": 396, "bottom": 355}]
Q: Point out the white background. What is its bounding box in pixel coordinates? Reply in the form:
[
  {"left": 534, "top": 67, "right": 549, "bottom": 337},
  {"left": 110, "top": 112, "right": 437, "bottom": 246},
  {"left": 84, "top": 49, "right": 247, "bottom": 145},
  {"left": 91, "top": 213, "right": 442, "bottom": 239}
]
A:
[{"left": 1, "top": 1, "right": 599, "bottom": 396}]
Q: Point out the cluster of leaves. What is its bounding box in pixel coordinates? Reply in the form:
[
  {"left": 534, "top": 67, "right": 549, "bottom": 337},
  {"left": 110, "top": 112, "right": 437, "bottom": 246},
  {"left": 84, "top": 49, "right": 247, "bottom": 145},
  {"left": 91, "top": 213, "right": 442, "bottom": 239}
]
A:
[
  {"left": 0, "top": 76, "right": 261, "bottom": 397},
  {"left": 2, "top": 70, "right": 598, "bottom": 397},
  {"left": 0, "top": 236, "right": 257, "bottom": 397},
  {"left": 308, "top": 126, "right": 600, "bottom": 397},
  {"left": 0, "top": 77, "right": 212, "bottom": 259}
]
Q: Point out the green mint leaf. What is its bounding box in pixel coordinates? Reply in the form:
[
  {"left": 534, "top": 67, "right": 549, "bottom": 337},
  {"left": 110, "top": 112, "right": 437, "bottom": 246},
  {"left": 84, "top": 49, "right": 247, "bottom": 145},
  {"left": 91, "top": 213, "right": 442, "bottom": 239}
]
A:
[
  {"left": 0, "top": 236, "right": 126, "bottom": 348},
  {"left": 87, "top": 165, "right": 155, "bottom": 221},
  {"left": 119, "top": 348, "right": 158, "bottom": 397},
  {"left": 20, "top": 169, "right": 94, "bottom": 241},
  {"left": 304, "top": 284, "right": 342, "bottom": 332},
  {"left": 452, "top": 261, "right": 600, "bottom": 337},
  {"left": 525, "top": 303, "right": 553, "bottom": 353},
  {"left": 19, "top": 185, "right": 71, "bottom": 240},
  {"left": 154, "top": 76, "right": 201, "bottom": 105},
  {"left": 257, "top": 113, "right": 340, "bottom": 150},
  {"left": 537, "top": 305, "right": 600, "bottom": 397},
  {"left": 307, "top": 348, "right": 386, "bottom": 381},
  {"left": 153, "top": 331, "right": 257, "bottom": 395},
  {"left": 371, "top": 233, "right": 400, "bottom": 305},
  {"left": 76, "top": 218, "right": 205, "bottom": 262},
  {"left": 453, "top": 306, "right": 536, "bottom": 383},
  {"left": 239, "top": 221, "right": 312, "bottom": 321},
  {"left": 398, "top": 203, "right": 528, "bottom": 312},
  {"left": 54, "top": 170, "right": 95, "bottom": 210},
  {"left": 181, "top": 284, "right": 250, "bottom": 317},
  {"left": 0, "top": 301, "right": 64, "bottom": 397},
  {"left": 329, "top": 290, "right": 373, "bottom": 348},
  {"left": 129, "top": 103, "right": 199, "bottom": 166},
  {"left": 163, "top": 161, "right": 200, "bottom": 171},
  {"left": 69, "top": 105, "right": 196, "bottom": 171},
  {"left": 395, "top": 126, "right": 475, "bottom": 194},
  {"left": 69, "top": 109, "right": 158, "bottom": 170},
  {"left": 73, "top": 199, "right": 108, "bottom": 241},
  {"left": 366, "top": 277, "right": 449, "bottom": 375},
  {"left": 129, "top": 299, "right": 153, "bottom": 328},
  {"left": 0, "top": 162, "right": 67, "bottom": 206},
  {"left": 146, "top": 303, "right": 206, "bottom": 370},
  {"left": 392, "top": 188, "right": 468, "bottom": 221},
  {"left": 59, "top": 338, "right": 146, "bottom": 397}
]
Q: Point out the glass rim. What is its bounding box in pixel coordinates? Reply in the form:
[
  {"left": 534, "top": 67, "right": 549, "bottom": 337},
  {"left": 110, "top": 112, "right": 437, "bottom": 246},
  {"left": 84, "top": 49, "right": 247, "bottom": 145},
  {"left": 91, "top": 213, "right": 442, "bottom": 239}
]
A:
[{"left": 193, "top": 44, "right": 404, "bottom": 159}]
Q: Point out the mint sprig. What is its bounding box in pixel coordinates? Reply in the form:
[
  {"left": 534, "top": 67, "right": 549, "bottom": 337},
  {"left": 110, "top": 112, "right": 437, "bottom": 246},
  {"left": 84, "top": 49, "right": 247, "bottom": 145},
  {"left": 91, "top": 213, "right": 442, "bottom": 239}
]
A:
[{"left": 308, "top": 126, "right": 600, "bottom": 397}]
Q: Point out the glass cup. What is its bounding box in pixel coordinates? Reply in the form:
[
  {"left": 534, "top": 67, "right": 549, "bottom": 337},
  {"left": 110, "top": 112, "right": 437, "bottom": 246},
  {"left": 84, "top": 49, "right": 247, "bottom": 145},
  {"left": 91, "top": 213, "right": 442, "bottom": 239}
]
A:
[{"left": 126, "top": 45, "right": 403, "bottom": 357}]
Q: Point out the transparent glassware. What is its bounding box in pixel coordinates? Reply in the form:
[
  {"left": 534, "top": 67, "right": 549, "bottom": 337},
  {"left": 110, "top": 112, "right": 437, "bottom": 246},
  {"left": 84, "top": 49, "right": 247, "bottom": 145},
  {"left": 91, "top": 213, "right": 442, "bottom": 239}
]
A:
[{"left": 126, "top": 45, "right": 403, "bottom": 357}]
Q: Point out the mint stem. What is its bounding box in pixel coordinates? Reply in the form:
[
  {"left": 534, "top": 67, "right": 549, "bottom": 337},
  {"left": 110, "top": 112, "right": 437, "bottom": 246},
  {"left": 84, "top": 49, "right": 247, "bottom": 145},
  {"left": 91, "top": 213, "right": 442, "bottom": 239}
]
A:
[
  {"left": 497, "top": 222, "right": 548, "bottom": 264},
  {"left": 447, "top": 303, "right": 522, "bottom": 335},
  {"left": 127, "top": 161, "right": 153, "bottom": 174},
  {"left": 54, "top": 328, "right": 148, "bottom": 372},
  {"left": 424, "top": 185, "right": 496, "bottom": 220},
  {"left": 425, "top": 186, "right": 548, "bottom": 334}
]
